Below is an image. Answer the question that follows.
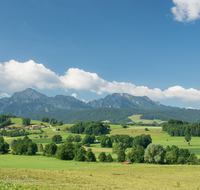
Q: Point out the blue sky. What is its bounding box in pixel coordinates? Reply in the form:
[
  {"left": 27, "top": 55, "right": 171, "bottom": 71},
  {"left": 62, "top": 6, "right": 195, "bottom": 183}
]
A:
[{"left": 0, "top": 0, "right": 200, "bottom": 108}]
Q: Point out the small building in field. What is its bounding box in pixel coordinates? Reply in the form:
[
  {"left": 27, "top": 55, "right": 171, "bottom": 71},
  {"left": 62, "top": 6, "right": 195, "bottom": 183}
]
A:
[{"left": 4, "top": 126, "right": 10, "bottom": 130}]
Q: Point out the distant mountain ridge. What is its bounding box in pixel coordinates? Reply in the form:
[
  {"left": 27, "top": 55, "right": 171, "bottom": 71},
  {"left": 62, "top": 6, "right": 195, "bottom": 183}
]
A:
[
  {"left": 87, "top": 93, "right": 173, "bottom": 110},
  {"left": 0, "top": 88, "right": 178, "bottom": 115}
]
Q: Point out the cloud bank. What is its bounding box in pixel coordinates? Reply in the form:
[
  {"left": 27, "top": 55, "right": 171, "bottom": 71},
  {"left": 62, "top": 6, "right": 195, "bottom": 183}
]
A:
[
  {"left": 171, "top": 0, "right": 200, "bottom": 22},
  {"left": 1, "top": 60, "right": 200, "bottom": 103}
]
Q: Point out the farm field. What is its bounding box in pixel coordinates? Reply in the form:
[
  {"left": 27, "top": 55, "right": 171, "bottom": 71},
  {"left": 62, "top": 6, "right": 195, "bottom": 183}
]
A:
[{"left": 1, "top": 118, "right": 200, "bottom": 189}]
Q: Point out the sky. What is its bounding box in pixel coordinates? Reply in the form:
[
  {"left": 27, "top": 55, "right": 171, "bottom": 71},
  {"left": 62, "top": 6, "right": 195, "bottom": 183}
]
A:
[{"left": 0, "top": 0, "right": 200, "bottom": 109}]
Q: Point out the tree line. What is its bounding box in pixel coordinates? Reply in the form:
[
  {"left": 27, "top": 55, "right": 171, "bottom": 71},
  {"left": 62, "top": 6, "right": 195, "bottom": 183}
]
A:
[{"left": 162, "top": 119, "right": 200, "bottom": 137}]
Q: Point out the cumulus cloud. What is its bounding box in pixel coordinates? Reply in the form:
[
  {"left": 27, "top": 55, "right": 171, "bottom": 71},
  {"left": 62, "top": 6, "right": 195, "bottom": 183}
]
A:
[
  {"left": 71, "top": 93, "right": 77, "bottom": 98},
  {"left": 0, "top": 60, "right": 60, "bottom": 92},
  {"left": 171, "top": 0, "right": 200, "bottom": 22},
  {"left": 1, "top": 60, "right": 200, "bottom": 104}
]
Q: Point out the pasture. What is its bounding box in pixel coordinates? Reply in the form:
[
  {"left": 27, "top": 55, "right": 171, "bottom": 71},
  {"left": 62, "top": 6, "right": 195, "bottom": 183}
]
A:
[
  {"left": 0, "top": 156, "right": 200, "bottom": 189},
  {"left": 128, "top": 114, "right": 165, "bottom": 124},
  {"left": 1, "top": 118, "right": 200, "bottom": 189}
]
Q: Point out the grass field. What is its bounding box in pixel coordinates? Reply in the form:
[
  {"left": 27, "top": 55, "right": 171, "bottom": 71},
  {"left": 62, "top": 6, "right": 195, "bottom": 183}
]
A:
[
  {"left": 1, "top": 118, "right": 200, "bottom": 189},
  {"left": 0, "top": 156, "right": 200, "bottom": 190},
  {"left": 128, "top": 114, "right": 165, "bottom": 124}
]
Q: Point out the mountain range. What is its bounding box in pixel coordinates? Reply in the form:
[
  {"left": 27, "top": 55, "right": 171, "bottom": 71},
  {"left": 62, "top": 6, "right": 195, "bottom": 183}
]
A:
[
  {"left": 1, "top": 88, "right": 200, "bottom": 123},
  {"left": 0, "top": 88, "right": 175, "bottom": 115}
]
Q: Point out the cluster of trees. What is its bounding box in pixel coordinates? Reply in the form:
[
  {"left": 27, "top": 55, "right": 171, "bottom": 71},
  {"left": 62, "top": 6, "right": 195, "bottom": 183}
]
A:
[
  {"left": 11, "top": 136, "right": 38, "bottom": 155},
  {"left": 0, "top": 114, "right": 11, "bottom": 129},
  {"left": 0, "top": 129, "right": 30, "bottom": 137},
  {"left": 0, "top": 137, "right": 9, "bottom": 154},
  {"left": 162, "top": 119, "right": 200, "bottom": 137},
  {"left": 113, "top": 142, "right": 198, "bottom": 165},
  {"left": 99, "top": 134, "right": 152, "bottom": 149},
  {"left": 165, "top": 145, "right": 197, "bottom": 164},
  {"left": 43, "top": 142, "right": 97, "bottom": 162},
  {"left": 70, "top": 121, "right": 110, "bottom": 136}
]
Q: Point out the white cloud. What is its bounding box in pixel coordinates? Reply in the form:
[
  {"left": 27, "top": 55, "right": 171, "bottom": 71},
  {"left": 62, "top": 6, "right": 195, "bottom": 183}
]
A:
[
  {"left": 71, "top": 93, "right": 77, "bottom": 98},
  {"left": 0, "top": 93, "right": 11, "bottom": 98},
  {"left": 164, "top": 86, "right": 200, "bottom": 103},
  {"left": 2, "top": 60, "right": 200, "bottom": 104},
  {"left": 0, "top": 60, "right": 60, "bottom": 92},
  {"left": 171, "top": 0, "right": 200, "bottom": 22}
]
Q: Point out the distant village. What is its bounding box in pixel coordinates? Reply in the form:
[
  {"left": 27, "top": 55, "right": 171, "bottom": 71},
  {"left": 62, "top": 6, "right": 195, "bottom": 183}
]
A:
[{"left": 0, "top": 125, "right": 46, "bottom": 131}]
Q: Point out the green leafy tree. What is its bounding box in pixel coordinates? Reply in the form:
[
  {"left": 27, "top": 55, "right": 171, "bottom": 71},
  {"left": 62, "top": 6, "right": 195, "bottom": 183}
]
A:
[
  {"left": 112, "top": 142, "right": 126, "bottom": 155},
  {"left": 117, "top": 150, "right": 126, "bottom": 162},
  {"left": 52, "top": 135, "right": 62, "bottom": 144},
  {"left": 121, "top": 124, "right": 128, "bottom": 128},
  {"left": 126, "top": 145, "right": 144, "bottom": 163},
  {"left": 10, "top": 139, "right": 17, "bottom": 149},
  {"left": 82, "top": 135, "right": 95, "bottom": 145},
  {"left": 66, "top": 135, "right": 74, "bottom": 142},
  {"left": 144, "top": 143, "right": 165, "bottom": 164},
  {"left": 187, "top": 153, "right": 198, "bottom": 165},
  {"left": 43, "top": 142, "right": 57, "bottom": 157},
  {"left": 185, "top": 134, "right": 191, "bottom": 143},
  {"left": 100, "top": 135, "right": 112, "bottom": 148},
  {"left": 98, "top": 152, "right": 107, "bottom": 162},
  {"left": 165, "top": 145, "right": 179, "bottom": 164},
  {"left": 75, "top": 147, "right": 86, "bottom": 161},
  {"left": 50, "top": 118, "right": 57, "bottom": 126},
  {"left": 106, "top": 154, "right": 113, "bottom": 162},
  {"left": 0, "top": 137, "right": 9, "bottom": 154},
  {"left": 132, "top": 134, "right": 152, "bottom": 148},
  {"left": 22, "top": 118, "right": 31, "bottom": 126},
  {"left": 56, "top": 142, "right": 74, "bottom": 160},
  {"left": 41, "top": 117, "right": 49, "bottom": 123},
  {"left": 85, "top": 148, "right": 96, "bottom": 162},
  {"left": 74, "top": 135, "right": 82, "bottom": 143}
]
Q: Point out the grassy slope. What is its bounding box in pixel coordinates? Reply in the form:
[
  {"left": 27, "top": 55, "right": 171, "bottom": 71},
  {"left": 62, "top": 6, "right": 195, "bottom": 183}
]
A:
[{"left": 1, "top": 118, "right": 200, "bottom": 189}]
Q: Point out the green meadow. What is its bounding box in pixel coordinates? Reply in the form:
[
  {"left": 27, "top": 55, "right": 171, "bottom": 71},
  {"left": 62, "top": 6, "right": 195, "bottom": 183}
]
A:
[{"left": 1, "top": 117, "right": 200, "bottom": 189}]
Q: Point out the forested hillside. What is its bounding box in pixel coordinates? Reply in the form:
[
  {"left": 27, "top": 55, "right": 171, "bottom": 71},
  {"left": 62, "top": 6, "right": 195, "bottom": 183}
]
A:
[{"left": 17, "top": 107, "right": 200, "bottom": 124}]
